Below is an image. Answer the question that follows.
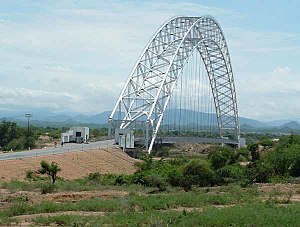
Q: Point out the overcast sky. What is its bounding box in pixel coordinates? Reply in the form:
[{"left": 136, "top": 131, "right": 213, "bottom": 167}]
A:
[{"left": 0, "top": 0, "right": 299, "bottom": 121}]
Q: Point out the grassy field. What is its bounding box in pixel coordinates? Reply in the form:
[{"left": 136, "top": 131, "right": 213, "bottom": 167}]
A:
[{"left": 0, "top": 178, "right": 300, "bottom": 226}]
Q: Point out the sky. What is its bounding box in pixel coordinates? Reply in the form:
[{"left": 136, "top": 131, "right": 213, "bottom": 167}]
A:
[{"left": 0, "top": 0, "right": 299, "bottom": 121}]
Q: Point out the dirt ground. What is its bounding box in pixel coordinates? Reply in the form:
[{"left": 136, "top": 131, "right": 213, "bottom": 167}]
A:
[
  {"left": 170, "top": 143, "right": 217, "bottom": 156},
  {"left": 0, "top": 148, "right": 138, "bottom": 181},
  {"left": 258, "top": 183, "right": 300, "bottom": 202}
]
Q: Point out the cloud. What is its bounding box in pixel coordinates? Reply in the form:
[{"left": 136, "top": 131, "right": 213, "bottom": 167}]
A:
[
  {"left": 23, "top": 65, "right": 32, "bottom": 70},
  {"left": 272, "top": 66, "right": 291, "bottom": 76},
  {"left": 45, "top": 65, "right": 72, "bottom": 72},
  {"left": 0, "top": 19, "right": 9, "bottom": 24},
  {"left": 51, "top": 78, "right": 59, "bottom": 83},
  {"left": 236, "top": 65, "right": 300, "bottom": 120},
  {"left": 225, "top": 27, "right": 300, "bottom": 56},
  {"left": 0, "top": 1, "right": 299, "bottom": 120},
  {"left": 0, "top": 86, "right": 78, "bottom": 111}
]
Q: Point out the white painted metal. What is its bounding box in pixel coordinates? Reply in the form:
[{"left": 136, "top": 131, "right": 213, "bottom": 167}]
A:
[{"left": 109, "top": 16, "right": 240, "bottom": 153}]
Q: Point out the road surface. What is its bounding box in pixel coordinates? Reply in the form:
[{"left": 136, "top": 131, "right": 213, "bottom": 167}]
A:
[{"left": 0, "top": 140, "right": 115, "bottom": 161}]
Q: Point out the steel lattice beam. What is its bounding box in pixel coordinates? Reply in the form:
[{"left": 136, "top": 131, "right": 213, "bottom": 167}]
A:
[{"left": 109, "top": 16, "right": 240, "bottom": 153}]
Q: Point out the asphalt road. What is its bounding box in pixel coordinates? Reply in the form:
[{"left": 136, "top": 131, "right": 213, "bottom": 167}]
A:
[{"left": 0, "top": 140, "right": 115, "bottom": 161}]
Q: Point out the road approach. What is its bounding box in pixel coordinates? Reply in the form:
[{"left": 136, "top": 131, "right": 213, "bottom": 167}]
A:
[{"left": 0, "top": 140, "right": 115, "bottom": 161}]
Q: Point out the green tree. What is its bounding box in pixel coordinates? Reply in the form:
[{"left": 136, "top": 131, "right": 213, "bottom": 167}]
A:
[
  {"left": 258, "top": 138, "right": 273, "bottom": 147},
  {"left": 266, "top": 144, "right": 300, "bottom": 176},
  {"left": 39, "top": 161, "right": 61, "bottom": 184},
  {"left": 0, "top": 121, "right": 18, "bottom": 148},
  {"left": 90, "top": 128, "right": 108, "bottom": 138}
]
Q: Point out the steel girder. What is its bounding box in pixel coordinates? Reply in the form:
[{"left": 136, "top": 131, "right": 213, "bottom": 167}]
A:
[{"left": 109, "top": 16, "right": 240, "bottom": 153}]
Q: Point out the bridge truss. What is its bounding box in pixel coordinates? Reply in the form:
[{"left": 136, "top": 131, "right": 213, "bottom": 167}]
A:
[{"left": 109, "top": 16, "right": 240, "bottom": 153}]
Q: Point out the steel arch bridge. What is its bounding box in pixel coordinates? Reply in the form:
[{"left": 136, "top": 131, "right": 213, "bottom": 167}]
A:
[{"left": 109, "top": 15, "right": 240, "bottom": 153}]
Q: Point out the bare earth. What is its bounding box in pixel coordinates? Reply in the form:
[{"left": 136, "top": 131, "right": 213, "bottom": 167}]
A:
[{"left": 0, "top": 148, "right": 138, "bottom": 181}]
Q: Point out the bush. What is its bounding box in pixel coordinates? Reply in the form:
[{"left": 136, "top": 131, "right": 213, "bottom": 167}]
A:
[
  {"left": 265, "top": 145, "right": 300, "bottom": 176},
  {"left": 217, "top": 164, "right": 248, "bottom": 185},
  {"left": 209, "top": 147, "right": 234, "bottom": 170},
  {"left": 182, "top": 159, "right": 215, "bottom": 189},
  {"left": 25, "top": 170, "right": 36, "bottom": 180},
  {"left": 236, "top": 148, "right": 250, "bottom": 161},
  {"left": 115, "top": 175, "right": 129, "bottom": 185},
  {"left": 86, "top": 173, "right": 119, "bottom": 185},
  {"left": 248, "top": 143, "right": 260, "bottom": 162},
  {"left": 87, "top": 172, "right": 101, "bottom": 181},
  {"left": 291, "top": 157, "right": 300, "bottom": 177},
  {"left": 167, "top": 169, "right": 184, "bottom": 187},
  {"left": 153, "top": 147, "right": 170, "bottom": 157},
  {"left": 145, "top": 175, "right": 167, "bottom": 192},
  {"left": 252, "top": 161, "right": 275, "bottom": 183},
  {"left": 41, "top": 183, "right": 56, "bottom": 194}
]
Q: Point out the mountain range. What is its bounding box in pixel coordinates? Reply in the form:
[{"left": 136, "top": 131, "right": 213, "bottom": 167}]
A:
[{"left": 0, "top": 109, "right": 300, "bottom": 131}]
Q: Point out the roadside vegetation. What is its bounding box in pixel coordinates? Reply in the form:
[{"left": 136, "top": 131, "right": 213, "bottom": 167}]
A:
[
  {"left": 0, "top": 120, "right": 108, "bottom": 152},
  {"left": 1, "top": 133, "right": 300, "bottom": 225}
]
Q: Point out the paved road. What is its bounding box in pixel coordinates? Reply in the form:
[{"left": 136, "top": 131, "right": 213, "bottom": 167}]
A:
[{"left": 0, "top": 140, "right": 115, "bottom": 161}]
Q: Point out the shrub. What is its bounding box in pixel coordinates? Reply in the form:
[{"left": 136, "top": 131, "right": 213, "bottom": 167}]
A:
[
  {"left": 209, "top": 147, "right": 234, "bottom": 170},
  {"left": 153, "top": 147, "right": 170, "bottom": 157},
  {"left": 182, "top": 159, "right": 215, "bottom": 188},
  {"left": 135, "top": 155, "right": 154, "bottom": 171},
  {"left": 252, "top": 161, "right": 275, "bottom": 183},
  {"left": 130, "top": 171, "right": 147, "bottom": 185},
  {"left": 115, "top": 175, "right": 129, "bottom": 185},
  {"left": 25, "top": 170, "right": 35, "bottom": 180},
  {"left": 145, "top": 175, "right": 167, "bottom": 192},
  {"left": 248, "top": 143, "right": 260, "bottom": 162},
  {"left": 167, "top": 169, "right": 184, "bottom": 187},
  {"left": 86, "top": 173, "right": 118, "bottom": 185},
  {"left": 236, "top": 148, "right": 250, "bottom": 161},
  {"left": 265, "top": 145, "right": 300, "bottom": 176},
  {"left": 291, "top": 157, "right": 300, "bottom": 177},
  {"left": 87, "top": 172, "right": 101, "bottom": 181},
  {"left": 41, "top": 183, "right": 56, "bottom": 194},
  {"left": 217, "top": 164, "right": 248, "bottom": 185}
]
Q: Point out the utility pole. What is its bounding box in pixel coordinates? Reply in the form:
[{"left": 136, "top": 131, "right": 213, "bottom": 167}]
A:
[{"left": 25, "top": 113, "right": 33, "bottom": 149}]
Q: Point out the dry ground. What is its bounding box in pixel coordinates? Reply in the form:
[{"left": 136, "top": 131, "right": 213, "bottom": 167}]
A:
[
  {"left": 258, "top": 183, "right": 300, "bottom": 202},
  {"left": 0, "top": 148, "right": 138, "bottom": 181}
]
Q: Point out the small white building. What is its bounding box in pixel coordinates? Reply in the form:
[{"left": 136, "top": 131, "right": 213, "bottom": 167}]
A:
[{"left": 61, "top": 126, "right": 89, "bottom": 143}]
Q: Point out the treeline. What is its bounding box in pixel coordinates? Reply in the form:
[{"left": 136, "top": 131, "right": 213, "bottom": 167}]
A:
[
  {"left": 0, "top": 121, "right": 36, "bottom": 151},
  {"left": 111, "top": 135, "right": 300, "bottom": 191}
]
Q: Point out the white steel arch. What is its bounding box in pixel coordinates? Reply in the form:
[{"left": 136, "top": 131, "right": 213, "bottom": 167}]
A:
[{"left": 109, "top": 16, "right": 240, "bottom": 153}]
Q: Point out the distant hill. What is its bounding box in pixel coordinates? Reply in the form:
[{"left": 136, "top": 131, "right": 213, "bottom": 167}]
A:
[
  {"left": 279, "top": 121, "right": 300, "bottom": 130},
  {"left": 239, "top": 117, "right": 268, "bottom": 128},
  {"left": 1, "top": 109, "right": 300, "bottom": 132},
  {"left": 265, "top": 120, "right": 292, "bottom": 127},
  {"left": 75, "top": 111, "right": 111, "bottom": 124},
  {"left": 42, "top": 114, "right": 73, "bottom": 122}
]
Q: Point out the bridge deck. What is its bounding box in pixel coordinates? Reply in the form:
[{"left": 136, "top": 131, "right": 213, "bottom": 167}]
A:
[{"left": 156, "top": 136, "right": 239, "bottom": 145}]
